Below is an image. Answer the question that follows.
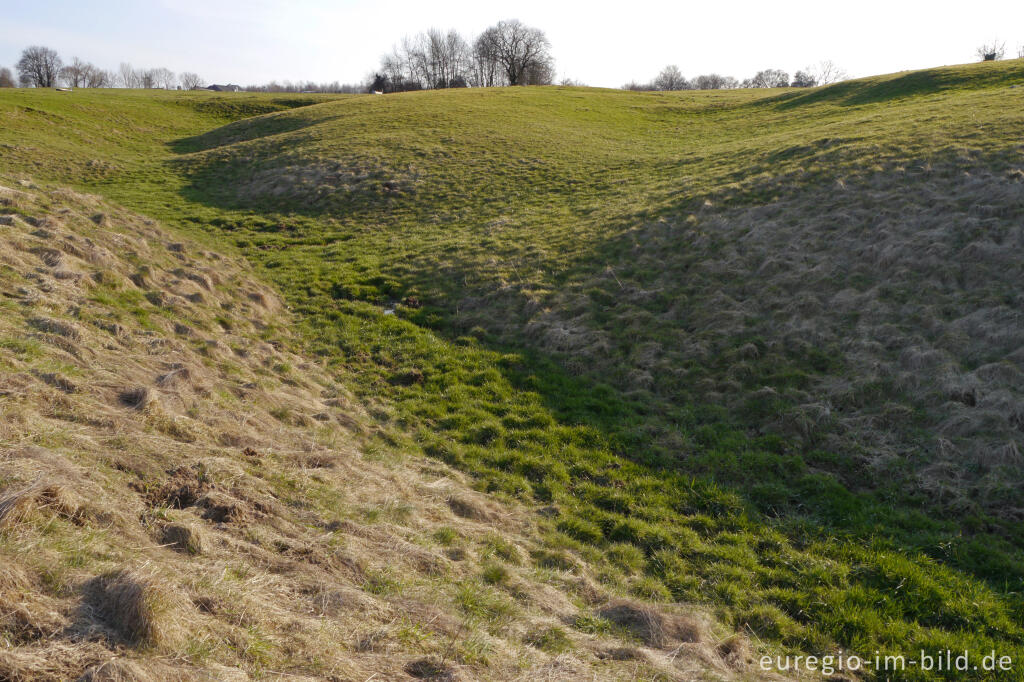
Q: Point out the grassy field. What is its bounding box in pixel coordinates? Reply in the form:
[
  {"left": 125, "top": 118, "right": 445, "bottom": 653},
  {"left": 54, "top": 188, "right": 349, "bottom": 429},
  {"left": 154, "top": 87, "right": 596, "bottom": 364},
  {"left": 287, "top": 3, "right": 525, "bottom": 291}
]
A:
[{"left": 2, "top": 59, "right": 1024, "bottom": 679}]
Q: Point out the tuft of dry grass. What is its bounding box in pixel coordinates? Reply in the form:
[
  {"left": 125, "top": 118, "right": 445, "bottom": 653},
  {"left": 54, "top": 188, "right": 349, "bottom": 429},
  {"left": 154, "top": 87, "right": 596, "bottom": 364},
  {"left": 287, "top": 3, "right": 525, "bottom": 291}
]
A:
[
  {"left": 27, "top": 316, "right": 82, "bottom": 341},
  {"left": 155, "top": 366, "right": 192, "bottom": 389},
  {"left": 118, "top": 387, "right": 153, "bottom": 410},
  {"left": 158, "top": 523, "right": 205, "bottom": 556},
  {"left": 447, "top": 495, "right": 494, "bottom": 522},
  {"left": 0, "top": 482, "right": 82, "bottom": 529},
  {"left": 76, "top": 659, "right": 154, "bottom": 682},
  {"left": 715, "top": 634, "right": 752, "bottom": 670},
  {"left": 597, "top": 600, "right": 704, "bottom": 649},
  {"left": 85, "top": 568, "right": 186, "bottom": 649},
  {"left": 404, "top": 657, "right": 458, "bottom": 680}
]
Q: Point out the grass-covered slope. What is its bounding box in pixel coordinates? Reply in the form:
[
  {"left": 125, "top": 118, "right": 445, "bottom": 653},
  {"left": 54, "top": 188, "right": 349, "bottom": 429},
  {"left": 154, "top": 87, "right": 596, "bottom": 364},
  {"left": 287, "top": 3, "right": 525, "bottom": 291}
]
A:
[
  {"left": 0, "top": 179, "right": 746, "bottom": 681},
  {"left": 1, "top": 59, "right": 1023, "bottom": 679}
]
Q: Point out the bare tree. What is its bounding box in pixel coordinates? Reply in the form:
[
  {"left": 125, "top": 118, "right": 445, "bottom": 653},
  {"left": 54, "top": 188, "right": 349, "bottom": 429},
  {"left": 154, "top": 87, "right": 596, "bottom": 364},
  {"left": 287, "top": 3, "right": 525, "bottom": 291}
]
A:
[
  {"left": 59, "top": 57, "right": 98, "bottom": 88},
  {"left": 693, "top": 73, "right": 727, "bottom": 90},
  {"left": 477, "top": 20, "right": 553, "bottom": 86},
  {"left": 16, "top": 46, "right": 63, "bottom": 87},
  {"left": 976, "top": 41, "right": 1006, "bottom": 61},
  {"left": 149, "top": 67, "right": 176, "bottom": 89},
  {"left": 471, "top": 28, "right": 505, "bottom": 87},
  {"left": 442, "top": 28, "right": 472, "bottom": 87},
  {"left": 791, "top": 70, "right": 817, "bottom": 87},
  {"left": 653, "top": 65, "right": 689, "bottom": 91},
  {"left": 88, "top": 69, "right": 115, "bottom": 88},
  {"left": 0, "top": 67, "right": 14, "bottom": 88},
  {"left": 524, "top": 57, "right": 555, "bottom": 85},
  {"left": 404, "top": 29, "right": 471, "bottom": 89},
  {"left": 180, "top": 72, "right": 205, "bottom": 90},
  {"left": 746, "top": 69, "right": 790, "bottom": 88},
  {"left": 376, "top": 39, "right": 424, "bottom": 92},
  {"left": 426, "top": 28, "right": 471, "bottom": 88},
  {"left": 812, "top": 60, "right": 846, "bottom": 85},
  {"left": 61, "top": 59, "right": 112, "bottom": 87},
  {"left": 119, "top": 62, "right": 139, "bottom": 88}
]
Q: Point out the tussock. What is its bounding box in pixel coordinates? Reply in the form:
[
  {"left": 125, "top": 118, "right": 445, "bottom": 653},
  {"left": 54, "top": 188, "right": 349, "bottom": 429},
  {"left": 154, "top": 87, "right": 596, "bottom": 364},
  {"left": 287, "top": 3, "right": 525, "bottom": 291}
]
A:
[
  {"left": 36, "top": 371, "right": 78, "bottom": 393},
  {"left": 598, "top": 600, "right": 704, "bottom": 649},
  {"left": 27, "top": 316, "right": 82, "bottom": 341},
  {"left": 0, "top": 482, "right": 81, "bottom": 529},
  {"left": 86, "top": 568, "right": 185, "bottom": 649},
  {"left": 447, "top": 495, "right": 494, "bottom": 521},
  {"left": 715, "top": 634, "right": 752, "bottom": 670},
  {"left": 31, "top": 247, "right": 64, "bottom": 268},
  {"left": 155, "top": 367, "right": 192, "bottom": 389},
  {"left": 76, "top": 659, "right": 154, "bottom": 682},
  {"left": 404, "top": 657, "right": 457, "bottom": 680},
  {"left": 118, "top": 386, "right": 152, "bottom": 409},
  {"left": 196, "top": 492, "right": 247, "bottom": 523},
  {"left": 0, "top": 561, "right": 32, "bottom": 594},
  {"left": 148, "top": 466, "right": 211, "bottom": 508},
  {"left": 595, "top": 646, "right": 648, "bottom": 661},
  {"left": 159, "top": 523, "right": 205, "bottom": 556}
]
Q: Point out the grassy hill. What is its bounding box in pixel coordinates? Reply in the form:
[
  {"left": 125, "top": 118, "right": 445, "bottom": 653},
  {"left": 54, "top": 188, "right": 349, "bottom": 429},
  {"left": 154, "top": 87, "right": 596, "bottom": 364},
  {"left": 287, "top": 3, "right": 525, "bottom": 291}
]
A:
[
  {"left": 0, "top": 178, "right": 744, "bottom": 681},
  {"left": 1, "top": 59, "right": 1023, "bottom": 679}
]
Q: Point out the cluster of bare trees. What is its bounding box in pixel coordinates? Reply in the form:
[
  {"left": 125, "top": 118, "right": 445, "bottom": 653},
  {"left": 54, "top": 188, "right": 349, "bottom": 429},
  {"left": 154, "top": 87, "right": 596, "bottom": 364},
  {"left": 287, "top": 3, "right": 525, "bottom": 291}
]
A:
[
  {"left": 117, "top": 63, "right": 183, "bottom": 89},
  {"left": 371, "top": 19, "right": 554, "bottom": 93},
  {"left": 4, "top": 45, "right": 205, "bottom": 90},
  {"left": 59, "top": 57, "right": 115, "bottom": 87},
  {"left": 625, "top": 61, "right": 847, "bottom": 91}
]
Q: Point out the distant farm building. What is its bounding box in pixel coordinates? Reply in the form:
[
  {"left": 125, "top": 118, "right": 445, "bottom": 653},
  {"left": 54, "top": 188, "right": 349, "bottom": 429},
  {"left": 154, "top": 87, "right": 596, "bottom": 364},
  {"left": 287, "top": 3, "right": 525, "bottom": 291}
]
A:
[{"left": 206, "top": 84, "right": 241, "bottom": 92}]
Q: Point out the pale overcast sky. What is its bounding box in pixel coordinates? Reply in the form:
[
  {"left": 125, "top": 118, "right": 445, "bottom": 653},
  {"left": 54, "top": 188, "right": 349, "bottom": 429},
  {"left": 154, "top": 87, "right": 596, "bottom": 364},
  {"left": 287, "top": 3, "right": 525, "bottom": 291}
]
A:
[{"left": 1, "top": 0, "right": 1021, "bottom": 87}]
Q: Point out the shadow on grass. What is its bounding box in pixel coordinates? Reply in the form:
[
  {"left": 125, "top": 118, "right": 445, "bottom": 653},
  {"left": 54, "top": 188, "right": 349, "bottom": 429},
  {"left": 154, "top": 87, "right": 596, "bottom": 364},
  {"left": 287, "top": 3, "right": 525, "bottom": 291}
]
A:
[
  {"left": 171, "top": 112, "right": 331, "bottom": 154},
  {"left": 771, "top": 59, "right": 1024, "bottom": 110}
]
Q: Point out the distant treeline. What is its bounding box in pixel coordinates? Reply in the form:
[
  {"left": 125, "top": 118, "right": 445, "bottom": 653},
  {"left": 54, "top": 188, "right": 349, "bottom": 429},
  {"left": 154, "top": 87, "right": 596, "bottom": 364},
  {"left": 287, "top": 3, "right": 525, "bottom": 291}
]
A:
[
  {"left": 3, "top": 47, "right": 209, "bottom": 90},
  {"left": 241, "top": 81, "right": 365, "bottom": 94},
  {"left": 624, "top": 63, "right": 847, "bottom": 91}
]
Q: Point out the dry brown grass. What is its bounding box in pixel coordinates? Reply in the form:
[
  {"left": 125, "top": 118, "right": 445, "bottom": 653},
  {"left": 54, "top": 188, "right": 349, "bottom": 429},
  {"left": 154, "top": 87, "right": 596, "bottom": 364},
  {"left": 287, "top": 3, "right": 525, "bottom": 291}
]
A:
[
  {"left": 519, "top": 165, "right": 1024, "bottom": 514},
  {"left": 598, "top": 600, "right": 705, "bottom": 649},
  {"left": 85, "top": 568, "right": 187, "bottom": 649},
  {"left": 447, "top": 494, "right": 496, "bottom": 522},
  {"left": 76, "top": 658, "right": 154, "bottom": 682},
  {"left": 158, "top": 523, "right": 206, "bottom": 556},
  {"left": 0, "top": 482, "right": 81, "bottom": 529}
]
